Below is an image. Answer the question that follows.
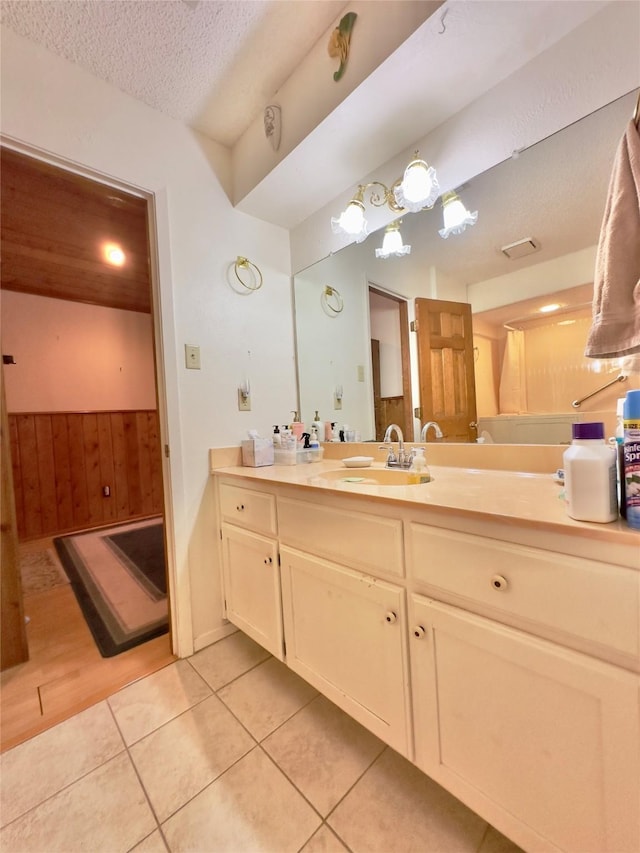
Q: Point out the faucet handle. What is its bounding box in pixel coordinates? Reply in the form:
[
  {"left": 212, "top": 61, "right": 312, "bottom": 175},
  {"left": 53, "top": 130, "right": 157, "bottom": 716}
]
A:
[{"left": 379, "top": 443, "right": 396, "bottom": 462}]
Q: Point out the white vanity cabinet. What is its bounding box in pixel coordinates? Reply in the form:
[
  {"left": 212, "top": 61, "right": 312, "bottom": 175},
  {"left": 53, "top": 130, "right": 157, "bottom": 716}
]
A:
[
  {"left": 219, "top": 482, "right": 283, "bottom": 659},
  {"left": 279, "top": 546, "right": 411, "bottom": 756},
  {"left": 214, "top": 469, "right": 640, "bottom": 853},
  {"left": 407, "top": 519, "right": 640, "bottom": 853},
  {"left": 410, "top": 596, "right": 639, "bottom": 853}
]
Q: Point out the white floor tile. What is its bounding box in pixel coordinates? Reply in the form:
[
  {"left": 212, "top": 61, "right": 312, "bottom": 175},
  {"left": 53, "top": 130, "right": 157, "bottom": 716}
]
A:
[
  {"left": 130, "top": 694, "right": 254, "bottom": 822},
  {"left": 189, "top": 630, "right": 271, "bottom": 690},
  {"left": 0, "top": 701, "right": 124, "bottom": 827},
  {"left": 217, "top": 657, "right": 317, "bottom": 741},
  {"left": 263, "top": 694, "right": 384, "bottom": 816},
  {"left": 130, "top": 828, "right": 170, "bottom": 852},
  {"left": 108, "top": 659, "right": 211, "bottom": 745},
  {"left": 479, "top": 825, "right": 525, "bottom": 853},
  {"left": 328, "top": 748, "right": 488, "bottom": 853},
  {"left": 301, "top": 824, "right": 349, "bottom": 852},
  {"left": 0, "top": 752, "right": 156, "bottom": 852},
  {"left": 161, "top": 746, "right": 321, "bottom": 852}
]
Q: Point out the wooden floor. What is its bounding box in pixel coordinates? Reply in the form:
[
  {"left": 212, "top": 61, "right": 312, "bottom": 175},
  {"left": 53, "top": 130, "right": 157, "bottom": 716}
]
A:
[{"left": 1, "top": 537, "right": 176, "bottom": 753}]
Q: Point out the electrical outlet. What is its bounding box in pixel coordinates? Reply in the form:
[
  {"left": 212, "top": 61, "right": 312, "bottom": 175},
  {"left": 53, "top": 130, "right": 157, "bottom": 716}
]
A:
[
  {"left": 185, "top": 344, "right": 201, "bottom": 369},
  {"left": 238, "top": 389, "right": 251, "bottom": 411},
  {"left": 334, "top": 394, "right": 342, "bottom": 410}
]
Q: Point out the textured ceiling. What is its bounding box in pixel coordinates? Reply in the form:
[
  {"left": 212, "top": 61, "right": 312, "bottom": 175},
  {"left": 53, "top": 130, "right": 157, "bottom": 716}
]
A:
[{"left": 0, "top": 0, "right": 345, "bottom": 147}]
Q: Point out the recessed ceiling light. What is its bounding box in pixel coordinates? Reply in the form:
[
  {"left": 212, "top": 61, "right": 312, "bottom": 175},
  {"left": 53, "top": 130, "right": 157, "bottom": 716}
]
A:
[{"left": 103, "top": 243, "right": 125, "bottom": 266}]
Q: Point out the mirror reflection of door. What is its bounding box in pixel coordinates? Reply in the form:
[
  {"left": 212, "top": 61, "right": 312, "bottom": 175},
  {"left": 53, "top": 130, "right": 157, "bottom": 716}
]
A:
[
  {"left": 415, "top": 298, "right": 478, "bottom": 443},
  {"left": 369, "top": 288, "right": 412, "bottom": 442}
]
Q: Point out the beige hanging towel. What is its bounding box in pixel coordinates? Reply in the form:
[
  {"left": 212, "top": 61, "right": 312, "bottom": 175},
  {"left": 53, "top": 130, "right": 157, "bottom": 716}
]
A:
[{"left": 584, "top": 119, "right": 640, "bottom": 359}]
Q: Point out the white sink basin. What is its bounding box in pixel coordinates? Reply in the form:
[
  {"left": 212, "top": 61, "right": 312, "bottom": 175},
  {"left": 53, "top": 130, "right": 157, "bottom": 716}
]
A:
[{"left": 312, "top": 467, "right": 431, "bottom": 486}]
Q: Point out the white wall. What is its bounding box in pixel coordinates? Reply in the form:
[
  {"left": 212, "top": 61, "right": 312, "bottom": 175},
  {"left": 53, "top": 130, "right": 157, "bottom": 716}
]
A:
[
  {"left": 1, "top": 27, "right": 296, "bottom": 656},
  {"left": 290, "top": 1, "right": 639, "bottom": 272},
  {"left": 2, "top": 292, "right": 157, "bottom": 412}
]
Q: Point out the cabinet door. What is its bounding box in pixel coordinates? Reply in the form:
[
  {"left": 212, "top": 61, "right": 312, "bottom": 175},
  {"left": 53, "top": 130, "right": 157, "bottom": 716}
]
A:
[
  {"left": 410, "top": 595, "right": 640, "bottom": 853},
  {"left": 280, "top": 546, "right": 411, "bottom": 756},
  {"left": 221, "top": 523, "right": 283, "bottom": 660}
]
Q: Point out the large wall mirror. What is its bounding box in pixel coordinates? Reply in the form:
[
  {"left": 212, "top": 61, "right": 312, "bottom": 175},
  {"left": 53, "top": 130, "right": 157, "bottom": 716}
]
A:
[{"left": 293, "top": 92, "right": 640, "bottom": 445}]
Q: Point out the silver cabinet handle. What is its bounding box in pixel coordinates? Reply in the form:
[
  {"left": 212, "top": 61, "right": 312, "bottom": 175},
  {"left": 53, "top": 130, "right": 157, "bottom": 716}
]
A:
[
  {"left": 385, "top": 611, "right": 397, "bottom": 624},
  {"left": 491, "top": 574, "right": 508, "bottom": 591},
  {"left": 413, "top": 625, "right": 426, "bottom": 639}
]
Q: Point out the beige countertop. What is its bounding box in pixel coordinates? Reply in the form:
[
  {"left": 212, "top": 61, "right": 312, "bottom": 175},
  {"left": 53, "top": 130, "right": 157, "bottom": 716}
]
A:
[{"left": 211, "top": 451, "right": 640, "bottom": 548}]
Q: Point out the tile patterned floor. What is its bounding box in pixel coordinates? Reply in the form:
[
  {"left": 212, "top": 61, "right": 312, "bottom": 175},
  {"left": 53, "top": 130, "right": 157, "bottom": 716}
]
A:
[{"left": 0, "top": 632, "right": 524, "bottom": 852}]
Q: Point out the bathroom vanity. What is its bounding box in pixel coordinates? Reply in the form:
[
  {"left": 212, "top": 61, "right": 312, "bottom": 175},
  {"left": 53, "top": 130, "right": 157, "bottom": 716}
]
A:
[{"left": 212, "top": 454, "right": 639, "bottom": 853}]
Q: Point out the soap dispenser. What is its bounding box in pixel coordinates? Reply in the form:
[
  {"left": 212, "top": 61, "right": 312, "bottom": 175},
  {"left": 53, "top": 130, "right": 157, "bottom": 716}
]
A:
[
  {"left": 408, "top": 447, "right": 430, "bottom": 484},
  {"left": 290, "top": 411, "right": 304, "bottom": 440},
  {"left": 312, "top": 410, "right": 325, "bottom": 442},
  {"left": 272, "top": 425, "right": 281, "bottom": 447}
]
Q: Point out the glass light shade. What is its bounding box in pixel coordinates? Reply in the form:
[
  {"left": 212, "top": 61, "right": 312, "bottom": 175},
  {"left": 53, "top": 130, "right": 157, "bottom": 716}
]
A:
[
  {"left": 438, "top": 191, "right": 478, "bottom": 238},
  {"left": 394, "top": 155, "right": 439, "bottom": 212},
  {"left": 331, "top": 199, "right": 369, "bottom": 242},
  {"left": 375, "top": 224, "right": 411, "bottom": 259}
]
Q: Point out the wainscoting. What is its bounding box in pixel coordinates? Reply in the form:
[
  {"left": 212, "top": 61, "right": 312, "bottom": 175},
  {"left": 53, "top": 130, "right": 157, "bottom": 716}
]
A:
[{"left": 9, "top": 410, "right": 163, "bottom": 540}]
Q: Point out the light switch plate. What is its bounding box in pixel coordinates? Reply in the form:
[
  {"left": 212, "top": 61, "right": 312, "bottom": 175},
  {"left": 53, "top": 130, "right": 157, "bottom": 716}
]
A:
[
  {"left": 357, "top": 364, "right": 365, "bottom": 382},
  {"left": 185, "top": 344, "right": 201, "bottom": 369}
]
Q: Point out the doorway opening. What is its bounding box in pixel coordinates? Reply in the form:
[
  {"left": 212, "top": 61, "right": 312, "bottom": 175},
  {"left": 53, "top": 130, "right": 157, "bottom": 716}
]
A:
[
  {"left": 369, "top": 287, "right": 413, "bottom": 442},
  {"left": 0, "top": 146, "right": 175, "bottom": 751}
]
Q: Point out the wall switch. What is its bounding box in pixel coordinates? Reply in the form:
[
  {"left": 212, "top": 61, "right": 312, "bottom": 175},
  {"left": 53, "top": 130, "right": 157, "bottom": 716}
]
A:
[
  {"left": 185, "top": 344, "right": 201, "bottom": 369},
  {"left": 238, "top": 389, "right": 251, "bottom": 411},
  {"left": 357, "top": 364, "right": 365, "bottom": 382}
]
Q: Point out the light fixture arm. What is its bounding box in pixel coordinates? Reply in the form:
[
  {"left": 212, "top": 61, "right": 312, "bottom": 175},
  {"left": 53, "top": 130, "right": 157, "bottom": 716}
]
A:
[{"left": 358, "top": 180, "right": 404, "bottom": 214}]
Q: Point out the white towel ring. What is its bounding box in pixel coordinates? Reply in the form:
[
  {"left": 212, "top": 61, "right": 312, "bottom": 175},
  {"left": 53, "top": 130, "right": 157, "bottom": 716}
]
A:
[
  {"left": 322, "top": 285, "right": 344, "bottom": 314},
  {"left": 234, "top": 256, "right": 263, "bottom": 292}
]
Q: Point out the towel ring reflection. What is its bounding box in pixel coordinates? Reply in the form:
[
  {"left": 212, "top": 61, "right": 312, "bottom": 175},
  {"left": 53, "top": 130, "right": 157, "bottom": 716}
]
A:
[
  {"left": 322, "top": 285, "right": 344, "bottom": 314},
  {"left": 234, "top": 256, "right": 263, "bottom": 292}
]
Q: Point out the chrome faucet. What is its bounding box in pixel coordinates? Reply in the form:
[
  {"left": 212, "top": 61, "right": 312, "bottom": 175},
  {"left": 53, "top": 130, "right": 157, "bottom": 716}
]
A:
[
  {"left": 421, "top": 421, "right": 443, "bottom": 441},
  {"left": 380, "top": 424, "right": 411, "bottom": 468}
]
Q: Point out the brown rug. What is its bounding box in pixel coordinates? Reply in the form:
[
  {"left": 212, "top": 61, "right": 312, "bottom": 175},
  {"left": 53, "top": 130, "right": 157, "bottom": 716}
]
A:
[{"left": 19, "top": 550, "right": 69, "bottom": 596}]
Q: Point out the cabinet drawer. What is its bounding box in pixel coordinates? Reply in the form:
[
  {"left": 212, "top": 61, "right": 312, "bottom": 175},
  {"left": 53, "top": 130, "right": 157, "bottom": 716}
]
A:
[
  {"left": 409, "top": 522, "right": 639, "bottom": 661},
  {"left": 219, "top": 482, "right": 277, "bottom": 536},
  {"left": 278, "top": 496, "right": 404, "bottom": 577}
]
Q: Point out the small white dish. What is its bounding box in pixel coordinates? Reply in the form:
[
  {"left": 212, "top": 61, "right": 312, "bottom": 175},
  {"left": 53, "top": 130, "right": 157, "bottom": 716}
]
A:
[{"left": 341, "top": 456, "right": 374, "bottom": 468}]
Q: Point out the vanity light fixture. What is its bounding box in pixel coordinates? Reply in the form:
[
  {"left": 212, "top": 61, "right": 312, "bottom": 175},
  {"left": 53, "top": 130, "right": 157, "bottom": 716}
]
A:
[
  {"left": 539, "top": 303, "right": 561, "bottom": 314},
  {"left": 375, "top": 221, "right": 411, "bottom": 259},
  {"left": 438, "top": 191, "right": 478, "bottom": 239},
  {"left": 331, "top": 151, "right": 439, "bottom": 242}
]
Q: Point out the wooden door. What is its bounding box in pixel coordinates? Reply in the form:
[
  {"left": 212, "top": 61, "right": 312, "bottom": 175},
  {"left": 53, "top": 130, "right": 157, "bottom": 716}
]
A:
[
  {"left": 410, "top": 595, "right": 640, "bottom": 853},
  {"left": 280, "top": 546, "right": 411, "bottom": 756},
  {"left": 414, "top": 298, "right": 477, "bottom": 442},
  {"left": 1, "top": 368, "right": 28, "bottom": 670}
]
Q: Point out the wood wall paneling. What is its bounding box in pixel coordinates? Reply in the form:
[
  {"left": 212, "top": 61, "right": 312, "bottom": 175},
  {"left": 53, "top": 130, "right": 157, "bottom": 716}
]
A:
[{"left": 8, "top": 411, "right": 163, "bottom": 540}]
